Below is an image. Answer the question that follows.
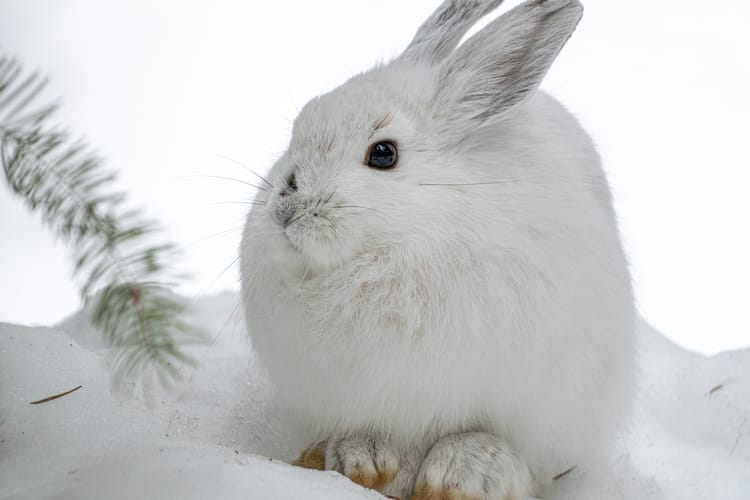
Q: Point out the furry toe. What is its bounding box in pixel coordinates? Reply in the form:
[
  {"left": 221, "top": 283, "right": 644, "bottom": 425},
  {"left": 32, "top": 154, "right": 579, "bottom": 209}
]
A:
[
  {"left": 412, "top": 432, "right": 533, "bottom": 500},
  {"left": 326, "top": 434, "right": 400, "bottom": 490},
  {"left": 293, "top": 441, "right": 327, "bottom": 470}
]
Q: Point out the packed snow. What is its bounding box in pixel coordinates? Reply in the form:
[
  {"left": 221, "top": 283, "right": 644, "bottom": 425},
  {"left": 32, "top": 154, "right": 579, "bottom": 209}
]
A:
[{"left": 1, "top": 291, "right": 748, "bottom": 499}]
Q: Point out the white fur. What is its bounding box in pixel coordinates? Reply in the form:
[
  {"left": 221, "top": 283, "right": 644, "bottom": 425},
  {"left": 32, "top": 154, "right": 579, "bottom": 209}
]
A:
[
  {"left": 240, "top": 0, "right": 634, "bottom": 495},
  {"left": 415, "top": 432, "right": 534, "bottom": 499}
]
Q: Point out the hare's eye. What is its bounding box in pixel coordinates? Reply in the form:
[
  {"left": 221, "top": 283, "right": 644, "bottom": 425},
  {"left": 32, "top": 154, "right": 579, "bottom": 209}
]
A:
[{"left": 366, "top": 141, "right": 398, "bottom": 169}]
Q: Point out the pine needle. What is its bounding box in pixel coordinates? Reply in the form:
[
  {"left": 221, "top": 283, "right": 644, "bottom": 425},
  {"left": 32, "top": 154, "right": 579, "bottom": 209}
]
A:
[
  {"left": 0, "top": 56, "right": 205, "bottom": 389},
  {"left": 30, "top": 385, "right": 82, "bottom": 405}
]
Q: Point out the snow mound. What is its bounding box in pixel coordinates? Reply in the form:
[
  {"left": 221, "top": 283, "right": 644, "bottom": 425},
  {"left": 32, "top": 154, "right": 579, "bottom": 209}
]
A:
[{"left": 1, "top": 292, "right": 748, "bottom": 499}]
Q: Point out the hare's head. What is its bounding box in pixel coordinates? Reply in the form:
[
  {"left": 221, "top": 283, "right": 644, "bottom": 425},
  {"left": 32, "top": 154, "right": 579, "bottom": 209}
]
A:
[{"left": 253, "top": 0, "right": 583, "bottom": 273}]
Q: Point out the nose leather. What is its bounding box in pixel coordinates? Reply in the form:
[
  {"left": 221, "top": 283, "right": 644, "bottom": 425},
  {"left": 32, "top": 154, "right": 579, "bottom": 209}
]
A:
[{"left": 272, "top": 195, "right": 299, "bottom": 228}]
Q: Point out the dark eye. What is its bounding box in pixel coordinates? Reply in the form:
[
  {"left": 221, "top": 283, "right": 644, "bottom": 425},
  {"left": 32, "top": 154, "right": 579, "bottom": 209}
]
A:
[{"left": 366, "top": 141, "right": 398, "bottom": 169}]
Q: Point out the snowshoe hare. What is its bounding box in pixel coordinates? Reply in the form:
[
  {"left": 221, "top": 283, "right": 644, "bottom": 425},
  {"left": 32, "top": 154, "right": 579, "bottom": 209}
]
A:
[{"left": 240, "top": 0, "right": 634, "bottom": 498}]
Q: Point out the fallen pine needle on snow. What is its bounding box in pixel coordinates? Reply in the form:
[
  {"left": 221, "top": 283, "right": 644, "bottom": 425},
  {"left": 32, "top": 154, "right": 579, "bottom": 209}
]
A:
[
  {"left": 553, "top": 466, "right": 577, "bottom": 481},
  {"left": 1, "top": 294, "right": 748, "bottom": 499},
  {"left": 29, "top": 385, "right": 82, "bottom": 405},
  {"left": 708, "top": 383, "right": 724, "bottom": 395}
]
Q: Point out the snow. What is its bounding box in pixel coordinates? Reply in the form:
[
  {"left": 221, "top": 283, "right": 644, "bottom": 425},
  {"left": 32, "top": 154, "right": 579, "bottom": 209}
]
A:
[{"left": 1, "top": 291, "right": 748, "bottom": 499}]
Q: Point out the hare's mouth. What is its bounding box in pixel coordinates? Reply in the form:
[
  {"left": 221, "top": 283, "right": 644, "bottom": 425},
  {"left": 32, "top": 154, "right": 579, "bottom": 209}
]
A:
[
  {"left": 265, "top": 187, "right": 365, "bottom": 271},
  {"left": 283, "top": 211, "right": 337, "bottom": 250},
  {"left": 275, "top": 213, "right": 364, "bottom": 275}
]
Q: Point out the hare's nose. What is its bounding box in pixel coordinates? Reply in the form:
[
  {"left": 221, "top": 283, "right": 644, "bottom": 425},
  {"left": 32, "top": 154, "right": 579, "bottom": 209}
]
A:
[
  {"left": 280, "top": 171, "right": 298, "bottom": 196},
  {"left": 272, "top": 198, "right": 297, "bottom": 228}
]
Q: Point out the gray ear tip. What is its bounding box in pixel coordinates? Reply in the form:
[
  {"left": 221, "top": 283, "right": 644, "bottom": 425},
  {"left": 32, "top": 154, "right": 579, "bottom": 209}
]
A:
[
  {"left": 537, "top": 0, "right": 584, "bottom": 14},
  {"left": 535, "top": 0, "right": 584, "bottom": 27}
]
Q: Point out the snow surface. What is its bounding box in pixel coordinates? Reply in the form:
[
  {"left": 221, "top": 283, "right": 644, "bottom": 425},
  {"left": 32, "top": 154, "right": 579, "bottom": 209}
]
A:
[{"left": 1, "top": 291, "right": 748, "bottom": 499}]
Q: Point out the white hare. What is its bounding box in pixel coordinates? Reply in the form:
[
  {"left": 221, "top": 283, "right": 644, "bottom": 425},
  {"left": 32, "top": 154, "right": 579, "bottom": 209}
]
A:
[{"left": 240, "top": 0, "right": 635, "bottom": 498}]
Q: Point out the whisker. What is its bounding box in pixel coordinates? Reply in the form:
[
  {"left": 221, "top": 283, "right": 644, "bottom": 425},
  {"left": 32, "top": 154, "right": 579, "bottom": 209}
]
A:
[
  {"left": 282, "top": 86, "right": 301, "bottom": 115},
  {"left": 279, "top": 114, "right": 294, "bottom": 126},
  {"left": 178, "top": 174, "right": 268, "bottom": 192},
  {"left": 323, "top": 186, "right": 337, "bottom": 206},
  {"left": 228, "top": 297, "right": 247, "bottom": 344},
  {"left": 287, "top": 212, "right": 307, "bottom": 227},
  {"left": 209, "top": 152, "right": 275, "bottom": 189},
  {"left": 322, "top": 215, "right": 338, "bottom": 240},
  {"left": 197, "top": 295, "right": 243, "bottom": 362},
  {"left": 194, "top": 201, "right": 267, "bottom": 208},
  {"left": 188, "top": 225, "right": 244, "bottom": 245},
  {"left": 331, "top": 204, "right": 386, "bottom": 215},
  {"left": 300, "top": 253, "right": 313, "bottom": 282},
  {"left": 419, "top": 181, "right": 517, "bottom": 186},
  {"left": 195, "top": 255, "right": 241, "bottom": 299}
]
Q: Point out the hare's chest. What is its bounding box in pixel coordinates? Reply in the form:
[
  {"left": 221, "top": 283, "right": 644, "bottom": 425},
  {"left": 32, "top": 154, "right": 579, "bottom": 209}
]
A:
[{"left": 290, "top": 265, "right": 446, "bottom": 342}]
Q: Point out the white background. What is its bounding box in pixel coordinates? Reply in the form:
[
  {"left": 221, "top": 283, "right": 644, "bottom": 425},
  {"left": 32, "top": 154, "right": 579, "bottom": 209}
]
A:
[{"left": 1, "top": 1, "right": 748, "bottom": 354}]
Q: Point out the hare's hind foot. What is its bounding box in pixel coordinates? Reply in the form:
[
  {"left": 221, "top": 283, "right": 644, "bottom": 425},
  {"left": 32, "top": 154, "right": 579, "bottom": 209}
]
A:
[{"left": 412, "top": 432, "right": 533, "bottom": 500}]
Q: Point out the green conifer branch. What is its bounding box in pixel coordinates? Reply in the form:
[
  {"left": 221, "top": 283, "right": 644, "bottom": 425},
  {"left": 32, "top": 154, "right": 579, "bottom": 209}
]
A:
[{"left": 0, "top": 56, "right": 204, "bottom": 389}]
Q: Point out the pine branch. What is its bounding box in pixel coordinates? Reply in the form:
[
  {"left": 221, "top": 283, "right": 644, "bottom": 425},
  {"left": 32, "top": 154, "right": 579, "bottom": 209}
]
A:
[{"left": 0, "top": 56, "right": 204, "bottom": 389}]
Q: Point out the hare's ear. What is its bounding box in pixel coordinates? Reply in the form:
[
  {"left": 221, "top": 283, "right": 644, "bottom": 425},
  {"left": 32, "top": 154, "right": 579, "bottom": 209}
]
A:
[
  {"left": 401, "top": 0, "right": 505, "bottom": 64},
  {"left": 434, "top": 0, "right": 583, "bottom": 142}
]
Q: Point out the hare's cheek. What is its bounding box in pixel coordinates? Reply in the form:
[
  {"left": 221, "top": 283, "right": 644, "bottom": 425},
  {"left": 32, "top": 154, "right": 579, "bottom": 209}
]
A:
[{"left": 267, "top": 235, "right": 308, "bottom": 276}]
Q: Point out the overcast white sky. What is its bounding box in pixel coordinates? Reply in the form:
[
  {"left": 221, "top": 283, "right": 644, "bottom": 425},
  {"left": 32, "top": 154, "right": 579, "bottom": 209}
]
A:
[{"left": 1, "top": 1, "right": 748, "bottom": 354}]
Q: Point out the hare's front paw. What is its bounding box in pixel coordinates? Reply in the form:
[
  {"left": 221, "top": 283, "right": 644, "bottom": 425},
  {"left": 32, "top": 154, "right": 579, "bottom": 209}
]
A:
[
  {"left": 323, "top": 433, "right": 400, "bottom": 490},
  {"left": 412, "top": 432, "right": 533, "bottom": 500}
]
